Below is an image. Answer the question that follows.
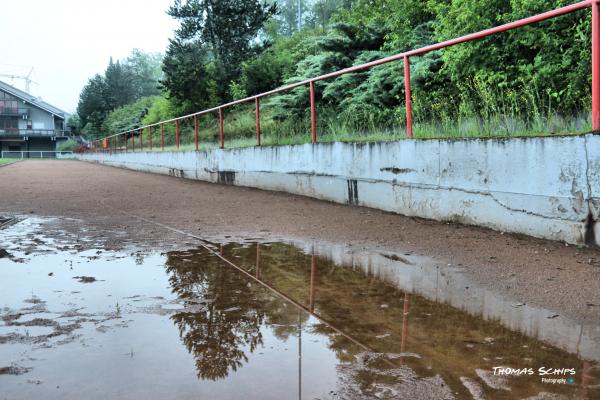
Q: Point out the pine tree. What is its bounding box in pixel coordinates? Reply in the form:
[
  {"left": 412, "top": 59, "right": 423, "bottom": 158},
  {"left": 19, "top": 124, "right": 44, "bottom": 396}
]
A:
[{"left": 162, "top": 0, "right": 277, "bottom": 109}]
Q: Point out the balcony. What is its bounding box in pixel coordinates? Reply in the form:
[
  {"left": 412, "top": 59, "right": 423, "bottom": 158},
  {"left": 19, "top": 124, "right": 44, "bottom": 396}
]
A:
[
  {"left": 0, "top": 128, "right": 72, "bottom": 138},
  {"left": 0, "top": 107, "right": 29, "bottom": 117}
]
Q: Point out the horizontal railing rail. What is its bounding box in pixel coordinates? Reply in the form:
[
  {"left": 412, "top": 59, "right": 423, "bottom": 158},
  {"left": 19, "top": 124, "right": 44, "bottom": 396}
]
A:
[
  {"left": 1, "top": 151, "right": 74, "bottom": 159},
  {"left": 92, "top": 0, "right": 600, "bottom": 154},
  {"left": 0, "top": 129, "right": 73, "bottom": 137}
]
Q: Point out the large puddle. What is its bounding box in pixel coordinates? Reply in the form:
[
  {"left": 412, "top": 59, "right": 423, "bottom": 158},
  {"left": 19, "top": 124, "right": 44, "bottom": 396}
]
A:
[{"left": 0, "top": 218, "right": 599, "bottom": 399}]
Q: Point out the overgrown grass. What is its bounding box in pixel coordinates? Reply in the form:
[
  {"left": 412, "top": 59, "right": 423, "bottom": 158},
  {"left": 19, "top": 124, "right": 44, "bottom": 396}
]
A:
[
  {"left": 108, "top": 89, "right": 593, "bottom": 153},
  {"left": 0, "top": 159, "right": 18, "bottom": 165},
  {"left": 57, "top": 139, "right": 79, "bottom": 152}
]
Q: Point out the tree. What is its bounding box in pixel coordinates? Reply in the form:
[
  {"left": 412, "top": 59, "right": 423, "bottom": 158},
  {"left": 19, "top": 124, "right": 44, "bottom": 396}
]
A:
[
  {"left": 275, "top": 0, "right": 311, "bottom": 36},
  {"left": 126, "top": 49, "right": 163, "bottom": 97},
  {"left": 161, "top": 38, "right": 218, "bottom": 112},
  {"left": 76, "top": 74, "right": 108, "bottom": 138},
  {"left": 76, "top": 50, "right": 164, "bottom": 139},
  {"left": 162, "top": 0, "right": 278, "bottom": 108},
  {"left": 104, "top": 57, "right": 138, "bottom": 110}
]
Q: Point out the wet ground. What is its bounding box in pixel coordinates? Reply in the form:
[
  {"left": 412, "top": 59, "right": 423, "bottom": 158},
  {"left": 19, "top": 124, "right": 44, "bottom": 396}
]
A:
[{"left": 1, "top": 218, "right": 599, "bottom": 399}]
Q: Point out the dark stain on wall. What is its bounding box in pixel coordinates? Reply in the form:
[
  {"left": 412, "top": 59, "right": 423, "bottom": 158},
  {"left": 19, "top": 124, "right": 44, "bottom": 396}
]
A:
[
  {"left": 584, "top": 210, "right": 597, "bottom": 247},
  {"left": 218, "top": 171, "right": 236, "bottom": 185},
  {"left": 380, "top": 167, "right": 415, "bottom": 174},
  {"left": 347, "top": 179, "right": 359, "bottom": 205}
]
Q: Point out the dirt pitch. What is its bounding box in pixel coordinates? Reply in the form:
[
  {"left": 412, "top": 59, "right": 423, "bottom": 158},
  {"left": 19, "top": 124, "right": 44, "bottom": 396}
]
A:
[{"left": 0, "top": 160, "right": 599, "bottom": 323}]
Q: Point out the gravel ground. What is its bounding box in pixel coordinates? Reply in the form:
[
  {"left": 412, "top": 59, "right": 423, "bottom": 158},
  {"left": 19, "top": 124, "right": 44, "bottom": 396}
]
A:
[{"left": 1, "top": 160, "right": 599, "bottom": 324}]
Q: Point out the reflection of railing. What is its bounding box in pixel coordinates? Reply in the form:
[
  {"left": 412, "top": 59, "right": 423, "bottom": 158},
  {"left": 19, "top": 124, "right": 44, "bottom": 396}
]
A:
[
  {"left": 1, "top": 151, "right": 74, "bottom": 159},
  {"left": 92, "top": 0, "right": 600, "bottom": 154},
  {"left": 233, "top": 243, "right": 405, "bottom": 369},
  {"left": 0, "top": 129, "right": 72, "bottom": 137}
]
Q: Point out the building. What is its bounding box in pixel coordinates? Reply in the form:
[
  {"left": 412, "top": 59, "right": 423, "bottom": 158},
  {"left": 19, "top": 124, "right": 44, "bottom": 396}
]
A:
[{"left": 0, "top": 80, "right": 70, "bottom": 157}]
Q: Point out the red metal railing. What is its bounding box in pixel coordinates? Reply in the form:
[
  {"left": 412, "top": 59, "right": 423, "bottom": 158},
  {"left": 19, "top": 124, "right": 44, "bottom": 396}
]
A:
[{"left": 93, "top": 0, "right": 600, "bottom": 153}]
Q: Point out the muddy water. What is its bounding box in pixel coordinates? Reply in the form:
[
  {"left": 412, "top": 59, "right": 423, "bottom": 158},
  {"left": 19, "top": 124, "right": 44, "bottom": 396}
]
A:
[{"left": 0, "top": 219, "right": 599, "bottom": 399}]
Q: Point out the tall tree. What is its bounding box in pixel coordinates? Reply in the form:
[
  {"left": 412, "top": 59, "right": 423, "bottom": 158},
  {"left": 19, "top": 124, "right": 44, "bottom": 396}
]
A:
[
  {"left": 161, "top": 38, "right": 218, "bottom": 111},
  {"left": 126, "top": 49, "right": 163, "bottom": 97},
  {"left": 162, "top": 0, "right": 277, "bottom": 109},
  {"left": 76, "top": 74, "right": 109, "bottom": 138},
  {"left": 76, "top": 50, "right": 164, "bottom": 138},
  {"left": 104, "top": 57, "right": 137, "bottom": 109},
  {"left": 275, "top": 0, "right": 310, "bottom": 36}
]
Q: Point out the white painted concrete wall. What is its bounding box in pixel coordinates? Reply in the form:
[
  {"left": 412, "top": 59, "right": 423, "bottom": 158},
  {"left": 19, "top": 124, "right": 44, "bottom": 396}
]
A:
[{"left": 77, "top": 134, "right": 600, "bottom": 246}]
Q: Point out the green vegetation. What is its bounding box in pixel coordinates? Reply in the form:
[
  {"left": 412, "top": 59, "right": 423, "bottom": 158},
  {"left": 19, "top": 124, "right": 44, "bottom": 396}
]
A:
[
  {"left": 0, "top": 159, "right": 18, "bottom": 165},
  {"left": 75, "top": 50, "right": 163, "bottom": 139},
  {"left": 76, "top": 0, "right": 595, "bottom": 148},
  {"left": 57, "top": 139, "right": 79, "bottom": 152}
]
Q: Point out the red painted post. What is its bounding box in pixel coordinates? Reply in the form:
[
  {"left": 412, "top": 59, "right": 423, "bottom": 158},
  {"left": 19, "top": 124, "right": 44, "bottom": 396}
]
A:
[
  {"left": 161, "top": 123, "right": 164, "bottom": 151},
  {"left": 255, "top": 97, "right": 261, "bottom": 146},
  {"left": 219, "top": 108, "right": 224, "bottom": 149},
  {"left": 140, "top": 129, "right": 143, "bottom": 151},
  {"left": 400, "top": 292, "right": 410, "bottom": 355},
  {"left": 149, "top": 126, "right": 153, "bottom": 150},
  {"left": 175, "top": 120, "right": 180, "bottom": 149},
  {"left": 194, "top": 114, "right": 199, "bottom": 151},
  {"left": 404, "top": 56, "right": 413, "bottom": 138},
  {"left": 593, "top": 0, "right": 600, "bottom": 131},
  {"left": 309, "top": 81, "right": 317, "bottom": 144}
]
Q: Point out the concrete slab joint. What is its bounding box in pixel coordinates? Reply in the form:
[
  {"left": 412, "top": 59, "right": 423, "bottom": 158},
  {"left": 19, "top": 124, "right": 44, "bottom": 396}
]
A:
[{"left": 78, "top": 134, "right": 600, "bottom": 247}]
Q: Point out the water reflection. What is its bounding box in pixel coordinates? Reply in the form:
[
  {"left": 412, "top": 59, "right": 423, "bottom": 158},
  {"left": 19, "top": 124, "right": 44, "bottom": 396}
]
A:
[
  {"left": 165, "top": 242, "right": 599, "bottom": 399},
  {"left": 166, "top": 246, "right": 307, "bottom": 381}
]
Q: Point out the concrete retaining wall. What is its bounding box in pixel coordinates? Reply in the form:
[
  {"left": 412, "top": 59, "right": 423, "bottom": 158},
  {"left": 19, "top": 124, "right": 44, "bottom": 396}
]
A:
[{"left": 77, "top": 134, "right": 600, "bottom": 246}]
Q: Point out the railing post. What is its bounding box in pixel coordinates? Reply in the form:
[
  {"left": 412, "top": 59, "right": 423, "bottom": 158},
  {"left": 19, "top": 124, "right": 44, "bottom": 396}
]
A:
[
  {"left": 309, "top": 81, "right": 317, "bottom": 144},
  {"left": 161, "top": 123, "right": 164, "bottom": 151},
  {"left": 404, "top": 56, "right": 413, "bottom": 139},
  {"left": 140, "top": 129, "right": 143, "bottom": 151},
  {"left": 219, "top": 108, "right": 224, "bottom": 149},
  {"left": 400, "top": 292, "right": 410, "bottom": 355},
  {"left": 149, "top": 126, "right": 153, "bottom": 150},
  {"left": 175, "top": 120, "right": 180, "bottom": 149},
  {"left": 255, "top": 97, "right": 261, "bottom": 146},
  {"left": 194, "top": 115, "right": 199, "bottom": 151},
  {"left": 125, "top": 134, "right": 128, "bottom": 153},
  {"left": 132, "top": 131, "right": 135, "bottom": 152},
  {"left": 593, "top": 0, "right": 600, "bottom": 131}
]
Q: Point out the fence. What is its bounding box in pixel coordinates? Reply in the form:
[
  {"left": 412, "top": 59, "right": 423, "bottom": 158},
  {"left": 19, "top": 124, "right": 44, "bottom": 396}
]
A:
[
  {"left": 92, "top": 0, "right": 600, "bottom": 153},
  {"left": 0, "top": 129, "right": 73, "bottom": 137},
  {"left": 1, "top": 151, "right": 74, "bottom": 159}
]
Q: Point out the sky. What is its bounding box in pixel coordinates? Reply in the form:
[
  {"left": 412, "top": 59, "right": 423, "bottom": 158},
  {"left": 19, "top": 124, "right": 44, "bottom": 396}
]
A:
[{"left": 0, "top": 0, "right": 178, "bottom": 114}]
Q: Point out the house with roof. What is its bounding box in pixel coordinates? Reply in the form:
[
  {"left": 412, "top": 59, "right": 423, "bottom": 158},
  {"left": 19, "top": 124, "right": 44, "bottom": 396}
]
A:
[{"left": 0, "top": 80, "right": 71, "bottom": 157}]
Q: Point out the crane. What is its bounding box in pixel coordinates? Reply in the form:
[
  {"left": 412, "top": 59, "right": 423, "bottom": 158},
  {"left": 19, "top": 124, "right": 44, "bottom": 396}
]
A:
[{"left": 0, "top": 67, "right": 38, "bottom": 93}]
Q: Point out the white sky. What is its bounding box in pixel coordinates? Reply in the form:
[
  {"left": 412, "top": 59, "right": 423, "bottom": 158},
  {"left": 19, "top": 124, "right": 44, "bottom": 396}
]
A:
[{"left": 0, "top": 0, "right": 178, "bottom": 114}]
